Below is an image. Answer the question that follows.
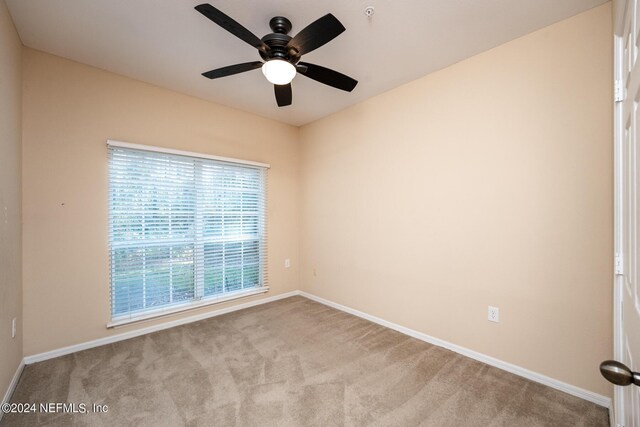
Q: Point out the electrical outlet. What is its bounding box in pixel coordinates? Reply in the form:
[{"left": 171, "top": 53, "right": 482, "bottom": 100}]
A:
[
  {"left": 488, "top": 306, "right": 499, "bottom": 323},
  {"left": 11, "top": 318, "right": 16, "bottom": 338},
  {"left": 284, "top": 259, "right": 291, "bottom": 268}
]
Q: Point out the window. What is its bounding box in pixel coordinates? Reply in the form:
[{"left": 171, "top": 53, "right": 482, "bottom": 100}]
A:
[{"left": 107, "top": 141, "right": 268, "bottom": 326}]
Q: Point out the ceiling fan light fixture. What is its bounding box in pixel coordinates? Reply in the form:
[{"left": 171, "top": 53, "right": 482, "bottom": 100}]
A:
[
  {"left": 195, "top": 4, "right": 358, "bottom": 106},
  {"left": 262, "top": 59, "right": 296, "bottom": 85}
]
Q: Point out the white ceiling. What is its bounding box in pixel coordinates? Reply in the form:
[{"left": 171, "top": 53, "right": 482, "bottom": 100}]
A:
[{"left": 5, "top": 0, "right": 608, "bottom": 126}]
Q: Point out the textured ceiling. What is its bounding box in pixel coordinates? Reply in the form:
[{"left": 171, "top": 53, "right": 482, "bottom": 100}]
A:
[{"left": 6, "top": 0, "right": 608, "bottom": 126}]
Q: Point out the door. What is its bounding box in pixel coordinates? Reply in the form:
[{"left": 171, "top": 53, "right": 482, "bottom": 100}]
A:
[{"left": 611, "top": 1, "right": 640, "bottom": 425}]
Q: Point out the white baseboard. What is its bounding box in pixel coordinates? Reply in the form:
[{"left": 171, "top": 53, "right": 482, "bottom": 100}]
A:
[
  {"left": 299, "top": 291, "right": 611, "bottom": 408},
  {"left": 0, "top": 358, "right": 25, "bottom": 422},
  {"left": 24, "top": 290, "right": 299, "bottom": 365},
  {"left": 21, "top": 289, "right": 611, "bottom": 409}
]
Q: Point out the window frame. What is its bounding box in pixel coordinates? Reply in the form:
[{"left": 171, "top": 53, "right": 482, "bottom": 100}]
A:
[{"left": 106, "top": 140, "right": 270, "bottom": 328}]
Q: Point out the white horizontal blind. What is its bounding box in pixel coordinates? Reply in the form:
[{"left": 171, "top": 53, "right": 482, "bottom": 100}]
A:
[{"left": 108, "top": 145, "right": 267, "bottom": 321}]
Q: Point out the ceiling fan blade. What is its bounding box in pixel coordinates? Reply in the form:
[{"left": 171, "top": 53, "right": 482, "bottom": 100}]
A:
[
  {"left": 287, "top": 14, "right": 345, "bottom": 56},
  {"left": 202, "top": 62, "right": 263, "bottom": 79},
  {"left": 297, "top": 62, "right": 358, "bottom": 92},
  {"left": 195, "top": 4, "right": 268, "bottom": 52},
  {"left": 274, "top": 84, "right": 292, "bottom": 107}
]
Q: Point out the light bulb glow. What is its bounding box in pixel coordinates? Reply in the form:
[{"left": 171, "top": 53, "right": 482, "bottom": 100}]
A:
[{"left": 261, "top": 60, "right": 296, "bottom": 85}]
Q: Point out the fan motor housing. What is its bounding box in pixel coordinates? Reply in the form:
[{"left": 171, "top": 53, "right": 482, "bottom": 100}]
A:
[{"left": 259, "top": 17, "right": 300, "bottom": 63}]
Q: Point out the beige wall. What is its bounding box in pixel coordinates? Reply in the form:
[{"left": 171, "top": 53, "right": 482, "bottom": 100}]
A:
[
  {"left": 299, "top": 3, "right": 613, "bottom": 396},
  {"left": 0, "top": 0, "right": 22, "bottom": 401},
  {"left": 22, "top": 49, "right": 300, "bottom": 355}
]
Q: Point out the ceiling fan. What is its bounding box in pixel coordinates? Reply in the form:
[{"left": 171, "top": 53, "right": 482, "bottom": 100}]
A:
[{"left": 194, "top": 3, "right": 358, "bottom": 107}]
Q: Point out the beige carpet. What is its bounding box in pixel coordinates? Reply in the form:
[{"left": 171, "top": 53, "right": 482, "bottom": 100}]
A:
[{"left": 2, "top": 296, "right": 608, "bottom": 426}]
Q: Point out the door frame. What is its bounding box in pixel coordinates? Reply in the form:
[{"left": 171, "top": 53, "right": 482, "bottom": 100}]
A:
[{"left": 613, "top": 1, "right": 627, "bottom": 425}]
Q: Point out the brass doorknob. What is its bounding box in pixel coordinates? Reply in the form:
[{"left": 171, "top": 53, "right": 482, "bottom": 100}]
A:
[{"left": 600, "top": 360, "right": 640, "bottom": 386}]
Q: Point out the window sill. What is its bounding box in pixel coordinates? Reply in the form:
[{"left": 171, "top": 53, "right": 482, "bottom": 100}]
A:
[{"left": 106, "top": 286, "right": 270, "bottom": 329}]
